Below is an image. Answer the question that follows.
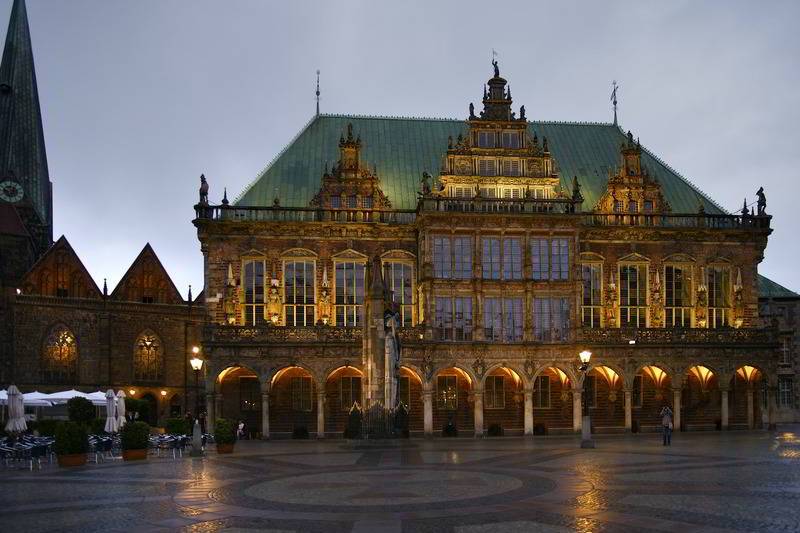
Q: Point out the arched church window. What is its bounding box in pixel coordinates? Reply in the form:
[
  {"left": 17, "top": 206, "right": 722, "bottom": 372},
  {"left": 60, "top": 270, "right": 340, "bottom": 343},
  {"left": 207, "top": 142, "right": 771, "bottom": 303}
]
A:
[
  {"left": 41, "top": 327, "right": 78, "bottom": 383},
  {"left": 55, "top": 251, "right": 70, "bottom": 297},
  {"left": 134, "top": 331, "right": 163, "bottom": 383}
]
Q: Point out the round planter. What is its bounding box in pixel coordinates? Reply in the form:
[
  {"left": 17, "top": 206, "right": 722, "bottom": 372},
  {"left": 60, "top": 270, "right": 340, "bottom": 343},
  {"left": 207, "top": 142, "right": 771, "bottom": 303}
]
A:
[
  {"left": 216, "top": 443, "right": 235, "bottom": 454},
  {"left": 122, "top": 448, "right": 147, "bottom": 461},
  {"left": 57, "top": 453, "right": 87, "bottom": 467}
]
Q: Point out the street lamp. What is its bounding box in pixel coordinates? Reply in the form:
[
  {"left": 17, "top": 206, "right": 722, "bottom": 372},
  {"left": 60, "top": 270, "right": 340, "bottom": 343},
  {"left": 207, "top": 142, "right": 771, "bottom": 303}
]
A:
[
  {"left": 190, "top": 346, "right": 203, "bottom": 422},
  {"left": 578, "top": 350, "right": 595, "bottom": 449}
]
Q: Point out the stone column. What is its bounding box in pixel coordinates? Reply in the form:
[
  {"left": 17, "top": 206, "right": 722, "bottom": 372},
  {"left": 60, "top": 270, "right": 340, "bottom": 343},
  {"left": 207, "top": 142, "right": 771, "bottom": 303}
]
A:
[
  {"left": 524, "top": 389, "right": 534, "bottom": 436},
  {"left": 624, "top": 389, "right": 632, "bottom": 432},
  {"left": 261, "top": 392, "right": 270, "bottom": 439},
  {"left": 316, "top": 391, "right": 326, "bottom": 438},
  {"left": 473, "top": 389, "right": 484, "bottom": 438},
  {"left": 720, "top": 389, "right": 729, "bottom": 430},
  {"left": 572, "top": 390, "right": 582, "bottom": 432},
  {"left": 746, "top": 387, "right": 754, "bottom": 429},
  {"left": 206, "top": 392, "right": 216, "bottom": 434},
  {"left": 672, "top": 388, "right": 681, "bottom": 431},
  {"left": 423, "top": 389, "right": 433, "bottom": 437}
]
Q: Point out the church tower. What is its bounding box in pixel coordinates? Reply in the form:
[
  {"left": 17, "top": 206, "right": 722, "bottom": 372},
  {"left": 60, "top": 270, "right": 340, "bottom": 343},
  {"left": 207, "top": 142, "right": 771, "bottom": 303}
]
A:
[{"left": 0, "top": 0, "right": 52, "bottom": 286}]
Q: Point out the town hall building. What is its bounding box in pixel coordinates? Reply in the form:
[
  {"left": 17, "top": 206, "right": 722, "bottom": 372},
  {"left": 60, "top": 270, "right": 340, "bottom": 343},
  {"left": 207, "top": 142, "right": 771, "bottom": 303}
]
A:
[{"left": 1, "top": 0, "right": 798, "bottom": 435}]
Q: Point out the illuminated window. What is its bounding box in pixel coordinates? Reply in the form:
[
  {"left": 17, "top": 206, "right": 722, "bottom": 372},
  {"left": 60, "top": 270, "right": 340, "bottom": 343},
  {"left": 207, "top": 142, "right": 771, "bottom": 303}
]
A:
[
  {"left": 291, "top": 376, "right": 312, "bottom": 411},
  {"left": 533, "top": 297, "right": 570, "bottom": 342},
  {"left": 581, "top": 264, "right": 602, "bottom": 328},
  {"left": 485, "top": 376, "right": 505, "bottom": 409},
  {"left": 437, "top": 375, "right": 458, "bottom": 409},
  {"left": 478, "top": 159, "right": 496, "bottom": 176},
  {"left": 435, "top": 296, "right": 473, "bottom": 341},
  {"left": 363, "top": 196, "right": 373, "bottom": 209},
  {"left": 330, "top": 195, "right": 341, "bottom": 208},
  {"left": 619, "top": 264, "right": 648, "bottom": 327},
  {"left": 335, "top": 261, "right": 365, "bottom": 326},
  {"left": 242, "top": 260, "right": 266, "bottom": 326},
  {"left": 613, "top": 200, "right": 624, "bottom": 213},
  {"left": 284, "top": 260, "right": 315, "bottom": 326},
  {"left": 347, "top": 195, "right": 357, "bottom": 208},
  {"left": 503, "top": 237, "right": 522, "bottom": 280},
  {"left": 340, "top": 376, "right": 361, "bottom": 410},
  {"left": 41, "top": 327, "right": 78, "bottom": 384},
  {"left": 708, "top": 266, "right": 731, "bottom": 328},
  {"left": 502, "top": 159, "right": 521, "bottom": 176},
  {"left": 477, "top": 131, "right": 495, "bottom": 148},
  {"left": 484, "top": 297, "right": 523, "bottom": 342},
  {"left": 383, "top": 262, "right": 414, "bottom": 326},
  {"left": 664, "top": 265, "right": 692, "bottom": 328},
  {"left": 133, "top": 331, "right": 163, "bottom": 383},
  {"left": 501, "top": 131, "right": 520, "bottom": 148},
  {"left": 533, "top": 375, "right": 550, "bottom": 408}
]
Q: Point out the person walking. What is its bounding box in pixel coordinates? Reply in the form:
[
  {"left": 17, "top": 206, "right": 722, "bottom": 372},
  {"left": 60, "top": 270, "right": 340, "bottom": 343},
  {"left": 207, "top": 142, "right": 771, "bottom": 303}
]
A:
[{"left": 660, "top": 406, "right": 673, "bottom": 446}]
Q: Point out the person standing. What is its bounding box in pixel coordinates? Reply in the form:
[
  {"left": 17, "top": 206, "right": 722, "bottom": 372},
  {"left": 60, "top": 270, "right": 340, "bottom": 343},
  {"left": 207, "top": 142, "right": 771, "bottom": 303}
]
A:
[{"left": 660, "top": 406, "right": 673, "bottom": 446}]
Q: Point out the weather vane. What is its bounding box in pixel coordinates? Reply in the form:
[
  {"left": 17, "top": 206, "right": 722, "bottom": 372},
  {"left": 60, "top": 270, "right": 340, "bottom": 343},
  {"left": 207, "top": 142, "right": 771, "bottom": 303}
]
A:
[
  {"left": 315, "top": 69, "right": 321, "bottom": 117},
  {"left": 610, "top": 80, "right": 620, "bottom": 126}
]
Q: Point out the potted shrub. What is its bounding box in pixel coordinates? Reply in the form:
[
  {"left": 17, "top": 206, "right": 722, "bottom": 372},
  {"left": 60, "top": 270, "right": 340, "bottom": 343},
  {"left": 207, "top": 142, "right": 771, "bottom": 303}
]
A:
[
  {"left": 214, "top": 418, "right": 236, "bottom": 453},
  {"left": 67, "top": 396, "right": 95, "bottom": 427},
  {"left": 121, "top": 421, "right": 150, "bottom": 460},
  {"left": 54, "top": 421, "right": 88, "bottom": 467},
  {"left": 165, "top": 417, "right": 190, "bottom": 435}
]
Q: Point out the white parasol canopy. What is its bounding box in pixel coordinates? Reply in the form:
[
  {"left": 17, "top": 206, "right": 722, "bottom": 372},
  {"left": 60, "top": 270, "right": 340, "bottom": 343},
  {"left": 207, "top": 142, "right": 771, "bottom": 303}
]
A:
[
  {"left": 43, "top": 389, "right": 91, "bottom": 405},
  {"left": 85, "top": 391, "right": 109, "bottom": 406},
  {"left": 116, "top": 390, "right": 127, "bottom": 430},
  {"left": 5, "top": 385, "right": 27, "bottom": 433},
  {"left": 23, "top": 391, "right": 55, "bottom": 407},
  {"left": 103, "top": 389, "right": 118, "bottom": 433}
]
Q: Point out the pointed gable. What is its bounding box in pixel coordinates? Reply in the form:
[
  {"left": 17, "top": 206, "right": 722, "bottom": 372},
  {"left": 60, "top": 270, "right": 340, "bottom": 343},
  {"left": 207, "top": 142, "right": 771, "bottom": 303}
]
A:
[
  {"left": 20, "top": 235, "right": 101, "bottom": 299},
  {"left": 111, "top": 243, "right": 183, "bottom": 304}
]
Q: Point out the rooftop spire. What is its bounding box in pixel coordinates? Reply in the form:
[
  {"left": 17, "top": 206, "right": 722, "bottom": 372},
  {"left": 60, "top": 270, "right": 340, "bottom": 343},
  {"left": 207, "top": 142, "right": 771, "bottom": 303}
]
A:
[
  {"left": 0, "top": 0, "right": 51, "bottom": 239},
  {"left": 610, "top": 80, "right": 619, "bottom": 126},
  {"left": 315, "top": 69, "right": 320, "bottom": 116}
]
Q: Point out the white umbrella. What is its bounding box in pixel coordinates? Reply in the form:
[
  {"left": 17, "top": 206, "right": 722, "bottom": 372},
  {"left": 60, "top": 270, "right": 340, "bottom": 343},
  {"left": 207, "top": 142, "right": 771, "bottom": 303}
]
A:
[
  {"left": 104, "top": 389, "right": 118, "bottom": 433},
  {"left": 86, "top": 391, "right": 109, "bottom": 406},
  {"left": 44, "top": 389, "right": 91, "bottom": 405},
  {"left": 23, "top": 391, "right": 54, "bottom": 407},
  {"left": 5, "top": 385, "right": 27, "bottom": 433},
  {"left": 116, "top": 390, "right": 127, "bottom": 430}
]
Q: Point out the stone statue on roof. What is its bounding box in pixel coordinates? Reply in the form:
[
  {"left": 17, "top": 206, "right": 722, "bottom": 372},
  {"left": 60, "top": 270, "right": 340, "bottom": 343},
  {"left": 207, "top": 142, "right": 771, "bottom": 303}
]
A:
[
  {"left": 492, "top": 59, "right": 499, "bottom": 78},
  {"left": 469, "top": 102, "right": 475, "bottom": 119},
  {"left": 756, "top": 187, "right": 766, "bottom": 215},
  {"left": 199, "top": 174, "right": 209, "bottom": 205},
  {"left": 420, "top": 171, "right": 431, "bottom": 195}
]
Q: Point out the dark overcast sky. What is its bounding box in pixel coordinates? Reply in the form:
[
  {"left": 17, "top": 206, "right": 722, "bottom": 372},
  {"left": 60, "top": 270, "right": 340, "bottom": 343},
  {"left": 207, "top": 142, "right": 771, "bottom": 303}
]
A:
[{"left": 5, "top": 0, "right": 799, "bottom": 293}]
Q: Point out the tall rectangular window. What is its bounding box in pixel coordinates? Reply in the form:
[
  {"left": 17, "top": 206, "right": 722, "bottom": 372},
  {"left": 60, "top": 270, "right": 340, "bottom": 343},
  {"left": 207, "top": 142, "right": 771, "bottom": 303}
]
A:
[
  {"left": 340, "top": 376, "right": 361, "bottom": 410},
  {"left": 502, "top": 159, "right": 521, "bottom": 176},
  {"left": 483, "top": 297, "right": 523, "bottom": 342},
  {"left": 291, "top": 376, "right": 312, "bottom": 411},
  {"left": 453, "top": 237, "right": 472, "bottom": 279},
  {"left": 437, "top": 375, "right": 458, "bottom": 409},
  {"left": 242, "top": 260, "right": 265, "bottom": 326},
  {"left": 434, "top": 236, "right": 472, "bottom": 279},
  {"left": 482, "top": 237, "right": 501, "bottom": 279},
  {"left": 708, "top": 266, "right": 731, "bottom": 328},
  {"left": 485, "top": 376, "right": 505, "bottom": 409},
  {"left": 503, "top": 237, "right": 522, "bottom": 280},
  {"left": 384, "top": 262, "right": 414, "bottom": 326},
  {"left": 664, "top": 265, "right": 691, "bottom": 328},
  {"left": 335, "top": 261, "right": 365, "bottom": 326},
  {"left": 533, "top": 375, "right": 550, "bottom": 408},
  {"left": 531, "top": 238, "right": 569, "bottom": 280},
  {"left": 435, "top": 297, "right": 473, "bottom": 341},
  {"left": 478, "top": 159, "right": 496, "bottom": 176},
  {"left": 619, "top": 264, "right": 648, "bottom": 327},
  {"left": 284, "top": 260, "right": 315, "bottom": 326},
  {"left": 533, "top": 297, "right": 570, "bottom": 341},
  {"left": 778, "top": 376, "right": 794, "bottom": 407},
  {"left": 581, "top": 264, "right": 602, "bottom": 328},
  {"left": 433, "top": 236, "right": 452, "bottom": 278}
]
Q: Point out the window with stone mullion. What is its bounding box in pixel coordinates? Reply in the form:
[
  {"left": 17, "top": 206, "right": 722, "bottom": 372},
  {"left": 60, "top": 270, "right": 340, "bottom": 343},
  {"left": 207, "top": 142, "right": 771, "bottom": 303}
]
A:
[
  {"left": 284, "top": 260, "right": 315, "bottom": 327},
  {"left": 384, "top": 262, "right": 414, "bottom": 326},
  {"left": 664, "top": 265, "right": 691, "bottom": 328},
  {"left": 708, "top": 266, "right": 731, "bottom": 328},
  {"left": 335, "top": 261, "right": 365, "bottom": 327},
  {"left": 485, "top": 376, "right": 505, "bottom": 409},
  {"left": 619, "top": 264, "right": 648, "bottom": 328},
  {"left": 533, "top": 297, "right": 570, "bottom": 342},
  {"left": 243, "top": 260, "right": 266, "bottom": 326},
  {"left": 482, "top": 238, "right": 501, "bottom": 279},
  {"left": 581, "top": 264, "right": 602, "bottom": 328}
]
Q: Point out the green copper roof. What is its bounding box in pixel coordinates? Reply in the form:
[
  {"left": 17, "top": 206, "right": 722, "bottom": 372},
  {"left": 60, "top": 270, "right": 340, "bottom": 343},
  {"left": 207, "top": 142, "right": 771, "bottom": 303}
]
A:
[
  {"left": 758, "top": 274, "right": 799, "bottom": 299},
  {"left": 236, "top": 114, "right": 724, "bottom": 214},
  {"left": 0, "top": 0, "right": 50, "bottom": 231}
]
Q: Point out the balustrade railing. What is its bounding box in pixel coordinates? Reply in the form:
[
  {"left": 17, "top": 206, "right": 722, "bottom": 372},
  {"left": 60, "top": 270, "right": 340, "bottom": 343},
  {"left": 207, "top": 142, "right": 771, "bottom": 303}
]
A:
[
  {"left": 577, "top": 327, "right": 776, "bottom": 345},
  {"left": 194, "top": 204, "right": 415, "bottom": 224},
  {"left": 581, "top": 213, "right": 770, "bottom": 229},
  {"left": 418, "top": 196, "right": 577, "bottom": 214},
  {"left": 205, "top": 325, "right": 362, "bottom": 343}
]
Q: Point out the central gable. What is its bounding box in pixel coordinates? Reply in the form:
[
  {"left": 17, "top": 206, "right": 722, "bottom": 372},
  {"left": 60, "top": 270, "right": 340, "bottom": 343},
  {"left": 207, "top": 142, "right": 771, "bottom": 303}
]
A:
[{"left": 111, "top": 243, "right": 183, "bottom": 305}]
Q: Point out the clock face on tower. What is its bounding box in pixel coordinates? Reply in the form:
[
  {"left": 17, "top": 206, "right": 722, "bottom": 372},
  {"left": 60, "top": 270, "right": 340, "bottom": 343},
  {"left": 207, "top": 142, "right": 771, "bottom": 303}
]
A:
[{"left": 0, "top": 180, "right": 24, "bottom": 203}]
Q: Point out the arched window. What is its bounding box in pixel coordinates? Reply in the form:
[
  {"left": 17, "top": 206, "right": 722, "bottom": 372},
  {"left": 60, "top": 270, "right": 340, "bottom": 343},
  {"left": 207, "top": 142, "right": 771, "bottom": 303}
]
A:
[
  {"left": 134, "top": 331, "right": 163, "bottom": 383},
  {"left": 42, "top": 327, "right": 78, "bottom": 383}
]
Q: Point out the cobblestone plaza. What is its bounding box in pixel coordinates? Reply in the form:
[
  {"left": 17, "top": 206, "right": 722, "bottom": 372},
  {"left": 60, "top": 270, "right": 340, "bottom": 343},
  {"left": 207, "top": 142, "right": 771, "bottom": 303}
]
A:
[{"left": 3, "top": 428, "right": 800, "bottom": 532}]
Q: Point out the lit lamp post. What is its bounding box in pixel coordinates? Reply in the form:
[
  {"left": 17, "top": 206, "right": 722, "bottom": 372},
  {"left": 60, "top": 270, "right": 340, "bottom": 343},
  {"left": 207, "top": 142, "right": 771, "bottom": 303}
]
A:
[
  {"left": 190, "top": 346, "right": 204, "bottom": 421},
  {"left": 578, "top": 350, "right": 595, "bottom": 449}
]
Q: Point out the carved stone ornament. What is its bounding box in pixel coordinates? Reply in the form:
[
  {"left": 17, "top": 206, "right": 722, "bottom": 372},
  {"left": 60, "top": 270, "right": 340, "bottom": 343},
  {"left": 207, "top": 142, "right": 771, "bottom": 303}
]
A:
[
  {"left": 472, "top": 355, "right": 486, "bottom": 380},
  {"left": 524, "top": 357, "right": 535, "bottom": 379},
  {"left": 422, "top": 353, "right": 434, "bottom": 381}
]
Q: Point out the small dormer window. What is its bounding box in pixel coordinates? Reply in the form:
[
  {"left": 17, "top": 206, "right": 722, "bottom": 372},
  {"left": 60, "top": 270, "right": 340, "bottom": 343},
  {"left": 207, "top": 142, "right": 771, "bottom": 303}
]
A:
[
  {"left": 501, "top": 132, "right": 520, "bottom": 148},
  {"left": 330, "top": 195, "right": 341, "bottom": 208},
  {"left": 478, "top": 160, "right": 496, "bottom": 176},
  {"left": 142, "top": 295, "right": 154, "bottom": 304},
  {"left": 477, "top": 132, "right": 495, "bottom": 148},
  {"left": 347, "top": 195, "right": 357, "bottom": 209},
  {"left": 502, "top": 159, "right": 520, "bottom": 176},
  {"left": 628, "top": 202, "right": 638, "bottom": 214},
  {"left": 614, "top": 200, "right": 624, "bottom": 213},
  {"left": 363, "top": 196, "right": 373, "bottom": 209},
  {"left": 56, "top": 287, "right": 69, "bottom": 298},
  {"left": 644, "top": 200, "right": 654, "bottom": 213}
]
